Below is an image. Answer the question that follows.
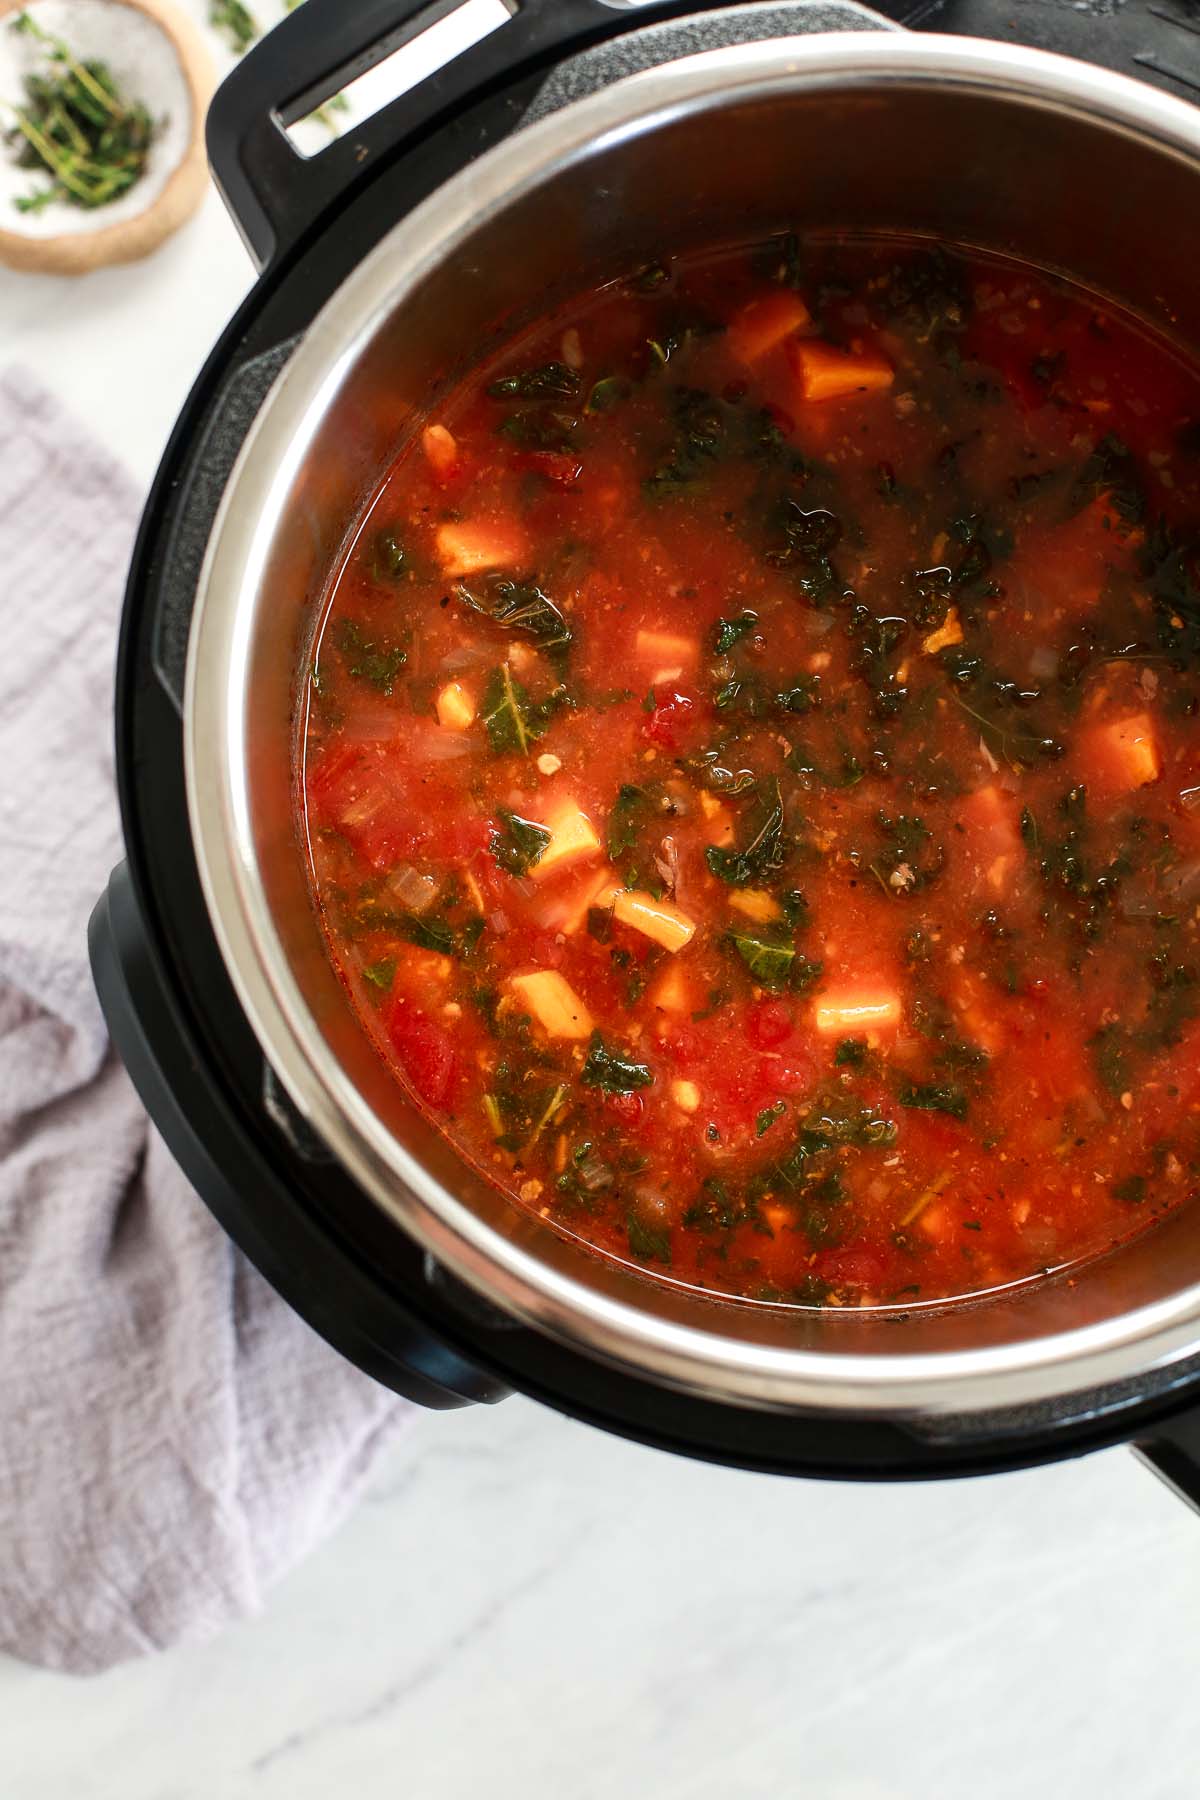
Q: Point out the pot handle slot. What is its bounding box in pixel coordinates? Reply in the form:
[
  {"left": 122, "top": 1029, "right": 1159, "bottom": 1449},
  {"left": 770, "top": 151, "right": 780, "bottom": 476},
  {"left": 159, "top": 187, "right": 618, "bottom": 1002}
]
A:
[
  {"left": 1133, "top": 1410, "right": 1200, "bottom": 1515},
  {"left": 207, "top": 0, "right": 717, "bottom": 271}
]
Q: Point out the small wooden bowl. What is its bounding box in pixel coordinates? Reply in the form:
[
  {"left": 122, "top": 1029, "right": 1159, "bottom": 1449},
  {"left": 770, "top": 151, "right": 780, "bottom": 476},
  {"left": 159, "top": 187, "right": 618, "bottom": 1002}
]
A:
[{"left": 0, "top": 0, "right": 213, "bottom": 275}]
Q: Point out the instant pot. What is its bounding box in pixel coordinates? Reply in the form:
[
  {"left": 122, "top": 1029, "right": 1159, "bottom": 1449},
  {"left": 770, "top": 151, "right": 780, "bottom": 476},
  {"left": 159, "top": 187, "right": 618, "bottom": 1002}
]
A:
[{"left": 89, "top": 0, "right": 1200, "bottom": 1503}]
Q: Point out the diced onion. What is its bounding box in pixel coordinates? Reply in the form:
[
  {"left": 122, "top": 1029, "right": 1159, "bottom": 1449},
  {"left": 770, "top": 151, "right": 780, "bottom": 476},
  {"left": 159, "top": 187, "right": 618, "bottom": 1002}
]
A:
[
  {"left": 1028, "top": 645, "right": 1059, "bottom": 681},
  {"left": 1163, "top": 859, "right": 1200, "bottom": 901},
  {"left": 387, "top": 866, "right": 440, "bottom": 914},
  {"left": 1119, "top": 880, "right": 1161, "bottom": 919},
  {"left": 576, "top": 1153, "right": 613, "bottom": 1193},
  {"left": 406, "top": 721, "right": 473, "bottom": 760},
  {"left": 438, "top": 644, "right": 493, "bottom": 673}
]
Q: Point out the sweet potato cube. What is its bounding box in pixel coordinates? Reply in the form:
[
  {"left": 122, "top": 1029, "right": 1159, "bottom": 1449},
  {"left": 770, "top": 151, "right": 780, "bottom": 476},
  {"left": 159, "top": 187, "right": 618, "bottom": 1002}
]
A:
[
  {"left": 612, "top": 888, "right": 697, "bottom": 953},
  {"left": 634, "top": 628, "right": 697, "bottom": 681},
  {"left": 727, "top": 290, "right": 813, "bottom": 365},
  {"left": 813, "top": 990, "right": 902, "bottom": 1036},
  {"left": 421, "top": 423, "right": 458, "bottom": 480},
  {"left": 922, "top": 606, "right": 963, "bottom": 656},
  {"left": 1088, "top": 713, "right": 1162, "bottom": 795},
  {"left": 527, "top": 799, "right": 602, "bottom": 883},
  {"left": 959, "top": 785, "right": 1021, "bottom": 883},
  {"left": 649, "top": 962, "right": 694, "bottom": 1016},
  {"left": 435, "top": 680, "right": 475, "bottom": 731},
  {"left": 727, "top": 888, "right": 782, "bottom": 924},
  {"left": 435, "top": 518, "right": 526, "bottom": 576},
  {"left": 671, "top": 1078, "right": 701, "bottom": 1114},
  {"left": 788, "top": 338, "right": 894, "bottom": 403},
  {"left": 699, "top": 791, "right": 735, "bottom": 847},
  {"left": 508, "top": 971, "right": 593, "bottom": 1041}
]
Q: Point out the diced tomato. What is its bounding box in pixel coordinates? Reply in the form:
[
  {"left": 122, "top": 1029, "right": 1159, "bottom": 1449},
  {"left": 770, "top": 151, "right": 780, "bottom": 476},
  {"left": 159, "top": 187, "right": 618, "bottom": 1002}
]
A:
[
  {"left": 605, "top": 1091, "right": 644, "bottom": 1129},
  {"left": 747, "top": 1000, "right": 793, "bottom": 1049},
  {"left": 519, "top": 450, "right": 584, "bottom": 486},
  {"left": 385, "top": 999, "right": 459, "bottom": 1109},
  {"left": 640, "top": 687, "right": 695, "bottom": 750},
  {"left": 814, "top": 1245, "right": 889, "bottom": 1289}
]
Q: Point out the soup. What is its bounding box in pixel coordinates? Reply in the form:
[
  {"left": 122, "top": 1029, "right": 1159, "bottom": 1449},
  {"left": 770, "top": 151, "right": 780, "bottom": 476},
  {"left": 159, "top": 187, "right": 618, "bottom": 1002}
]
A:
[{"left": 300, "top": 233, "right": 1200, "bottom": 1310}]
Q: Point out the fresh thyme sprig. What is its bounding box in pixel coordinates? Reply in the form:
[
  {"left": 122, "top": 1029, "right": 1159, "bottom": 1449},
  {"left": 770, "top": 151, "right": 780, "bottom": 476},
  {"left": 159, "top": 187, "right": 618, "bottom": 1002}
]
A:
[
  {"left": 209, "top": 1, "right": 349, "bottom": 131},
  {"left": 3, "top": 10, "right": 159, "bottom": 215}
]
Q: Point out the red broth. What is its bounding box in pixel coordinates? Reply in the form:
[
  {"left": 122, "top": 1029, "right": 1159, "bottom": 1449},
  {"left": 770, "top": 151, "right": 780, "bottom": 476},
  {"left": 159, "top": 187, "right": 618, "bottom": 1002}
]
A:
[{"left": 300, "top": 234, "right": 1200, "bottom": 1310}]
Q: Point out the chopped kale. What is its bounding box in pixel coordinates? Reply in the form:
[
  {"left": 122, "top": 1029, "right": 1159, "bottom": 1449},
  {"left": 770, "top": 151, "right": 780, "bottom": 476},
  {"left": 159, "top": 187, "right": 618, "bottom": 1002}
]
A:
[
  {"left": 835, "top": 1038, "right": 868, "bottom": 1067},
  {"left": 786, "top": 739, "right": 865, "bottom": 790},
  {"left": 498, "top": 409, "right": 577, "bottom": 452},
  {"left": 372, "top": 530, "right": 407, "bottom": 580},
  {"left": 766, "top": 500, "right": 843, "bottom": 602},
  {"left": 706, "top": 777, "right": 785, "bottom": 886},
  {"left": 335, "top": 620, "right": 407, "bottom": 694},
  {"left": 896, "top": 1080, "right": 969, "bottom": 1121},
  {"left": 456, "top": 577, "right": 573, "bottom": 664},
  {"left": 362, "top": 958, "right": 395, "bottom": 993},
  {"left": 581, "top": 1034, "right": 654, "bottom": 1094},
  {"left": 396, "top": 910, "right": 483, "bottom": 959},
  {"left": 725, "top": 928, "right": 794, "bottom": 992},
  {"left": 488, "top": 361, "right": 580, "bottom": 401},
  {"left": 1113, "top": 1174, "right": 1147, "bottom": 1205},
  {"left": 608, "top": 783, "right": 650, "bottom": 860},
  {"left": 725, "top": 927, "right": 822, "bottom": 994},
  {"left": 713, "top": 670, "right": 820, "bottom": 719},
  {"left": 685, "top": 747, "right": 758, "bottom": 798},
  {"left": 480, "top": 665, "right": 568, "bottom": 755},
  {"left": 644, "top": 387, "right": 727, "bottom": 496},
  {"left": 756, "top": 1101, "right": 786, "bottom": 1137},
  {"left": 683, "top": 1176, "right": 761, "bottom": 1233},
  {"left": 712, "top": 610, "right": 759, "bottom": 654},
  {"left": 626, "top": 1213, "right": 672, "bottom": 1264},
  {"left": 868, "top": 812, "right": 945, "bottom": 895},
  {"left": 586, "top": 375, "right": 629, "bottom": 414},
  {"left": 490, "top": 809, "right": 551, "bottom": 877},
  {"left": 1070, "top": 432, "right": 1145, "bottom": 526},
  {"left": 883, "top": 245, "right": 970, "bottom": 343}
]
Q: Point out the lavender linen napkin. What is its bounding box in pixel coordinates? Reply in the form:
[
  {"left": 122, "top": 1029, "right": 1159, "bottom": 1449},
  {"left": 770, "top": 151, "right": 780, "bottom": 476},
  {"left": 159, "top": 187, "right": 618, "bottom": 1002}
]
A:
[{"left": 0, "top": 366, "right": 409, "bottom": 1676}]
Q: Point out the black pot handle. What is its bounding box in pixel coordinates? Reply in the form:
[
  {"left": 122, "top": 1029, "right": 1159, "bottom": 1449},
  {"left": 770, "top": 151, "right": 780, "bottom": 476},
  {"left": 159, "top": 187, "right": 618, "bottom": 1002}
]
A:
[
  {"left": 207, "top": 0, "right": 731, "bottom": 272},
  {"left": 1133, "top": 1409, "right": 1200, "bottom": 1515},
  {"left": 90, "top": 861, "right": 509, "bottom": 1410}
]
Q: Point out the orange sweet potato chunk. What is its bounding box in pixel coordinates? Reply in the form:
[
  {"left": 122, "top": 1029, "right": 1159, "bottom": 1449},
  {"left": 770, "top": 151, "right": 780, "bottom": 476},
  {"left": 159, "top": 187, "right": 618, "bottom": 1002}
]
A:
[
  {"left": 727, "top": 290, "right": 812, "bottom": 365},
  {"left": 788, "top": 338, "right": 894, "bottom": 403}
]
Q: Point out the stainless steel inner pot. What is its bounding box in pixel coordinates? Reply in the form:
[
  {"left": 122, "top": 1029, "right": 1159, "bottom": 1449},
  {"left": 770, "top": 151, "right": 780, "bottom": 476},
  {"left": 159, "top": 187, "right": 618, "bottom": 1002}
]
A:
[{"left": 186, "top": 26, "right": 1200, "bottom": 1419}]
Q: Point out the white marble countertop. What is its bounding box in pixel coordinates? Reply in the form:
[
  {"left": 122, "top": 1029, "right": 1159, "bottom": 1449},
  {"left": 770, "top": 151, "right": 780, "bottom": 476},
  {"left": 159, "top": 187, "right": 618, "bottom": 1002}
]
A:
[{"left": 3, "top": 6, "right": 1200, "bottom": 1794}]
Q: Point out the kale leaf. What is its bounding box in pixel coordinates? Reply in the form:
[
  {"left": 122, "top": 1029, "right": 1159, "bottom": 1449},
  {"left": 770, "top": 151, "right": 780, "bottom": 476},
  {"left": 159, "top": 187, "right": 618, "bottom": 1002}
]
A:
[
  {"left": 481, "top": 665, "right": 568, "bottom": 755},
  {"left": 712, "top": 610, "right": 759, "bottom": 654},
  {"left": 706, "top": 777, "right": 786, "bottom": 886},
  {"left": 335, "top": 619, "right": 407, "bottom": 694},
  {"left": 488, "top": 361, "right": 580, "bottom": 401},
  {"left": 456, "top": 577, "right": 573, "bottom": 665},
  {"left": 490, "top": 809, "right": 551, "bottom": 877},
  {"left": 581, "top": 1034, "right": 654, "bottom": 1094}
]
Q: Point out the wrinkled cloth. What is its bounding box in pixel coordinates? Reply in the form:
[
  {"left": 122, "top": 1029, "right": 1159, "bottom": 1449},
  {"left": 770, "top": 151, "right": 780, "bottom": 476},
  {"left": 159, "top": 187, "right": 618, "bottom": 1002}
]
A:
[{"left": 0, "top": 366, "right": 408, "bottom": 1676}]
